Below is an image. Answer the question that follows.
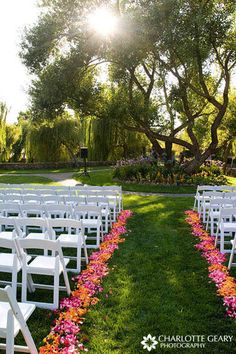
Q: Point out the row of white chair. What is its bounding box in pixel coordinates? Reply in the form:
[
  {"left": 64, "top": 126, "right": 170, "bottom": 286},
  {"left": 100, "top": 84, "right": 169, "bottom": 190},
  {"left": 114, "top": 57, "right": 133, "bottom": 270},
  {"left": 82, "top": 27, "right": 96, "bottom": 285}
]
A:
[
  {"left": 0, "top": 203, "right": 107, "bottom": 242},
  {"left": 194, "top": 185, "right": 236, "bottom": 213},
  {"left": 0, "top": 183, "right": 123, "bottom": 209},
  {"left": 194, "top": 189, "right": 236, "bottom": 268},
  {"left": 0, "top": 217, "right": 91, "bottom": 307},
  {"left": 0, "top": 235, "right": 71, "bottom": 310},
  {"left": 201, "top": 192, "right": 236, "bottom": 223},
  {"left": 0, "top": 194, "right": 118, "bottom": 222}
]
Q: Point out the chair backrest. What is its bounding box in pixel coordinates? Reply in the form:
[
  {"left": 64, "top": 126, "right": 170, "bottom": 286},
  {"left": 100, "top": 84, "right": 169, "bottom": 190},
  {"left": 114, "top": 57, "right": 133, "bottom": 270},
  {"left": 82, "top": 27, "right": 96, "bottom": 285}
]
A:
[
  {"left": 0, "top": 236, "right": 17, "bottom": 252},
  {"left": 0, "top": 203, "right": 21, "bottom": 217},
  {"left": 47, "top": 217, "right": 84, "bottom": 230},
  {"left": 14, "top": 217, "right": 49, "bottom": 238},
  {"left": 224, "top": 192, "right": 236, "bottom": 199},
  {"left": 47, "top": 218, "right": 84, "bottom": 239},
  {"left": 203, "top": 191, "right": 224, "bottom": 199},
  {"left": 43, "top": 204, "right": 73, "bottom": 218},
  {"left": 4, "top": 195, "right": 22, "bottom": 203},
  {"left": 42, "top": 195, "right": 64, "bottom": 204},
  {"left": 4, "top": 188, "right": 22, "bottom": 195},
  {"left": 56, "top": 190, "right": 71, "bottom": 197},
  {"left": 73, "top": 205, "right": 102, "bottom": 219},
  {"left": 22, "top": 195, "right": 42, "bottom": 204},
  {"left": 64, "top": 196, "right": 86, "bottom": 206},
  {"left": 17, "top": 237, "right": 62, "bottom": 253},
  {"left": 0, "top": 217, "right": 17, "bottom": 233},
  {"left": 209, "top": 198, "right": 235, "bottom": 208},
  {"left": 19, "top": 204, "right": 44, "bottom": 218},
  {"left": 219, "top": 207, "right": 236, "bottom": 221}
]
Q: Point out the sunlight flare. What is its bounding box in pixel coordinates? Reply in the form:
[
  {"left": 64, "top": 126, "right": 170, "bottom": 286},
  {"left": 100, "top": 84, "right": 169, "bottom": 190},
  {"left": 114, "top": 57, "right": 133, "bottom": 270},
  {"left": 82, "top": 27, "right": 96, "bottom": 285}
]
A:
[{"left": 88, "top": 7, "right": 118, "bottom": 37}]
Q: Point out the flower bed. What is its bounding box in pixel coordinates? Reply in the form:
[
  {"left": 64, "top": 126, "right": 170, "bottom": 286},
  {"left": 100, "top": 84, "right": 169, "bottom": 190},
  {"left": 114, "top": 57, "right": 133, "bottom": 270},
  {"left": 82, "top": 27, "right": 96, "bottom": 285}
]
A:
[
  {"left": 39, "top": 210, "right": 133, "bottom": 353},
  {"left": 185, "top": 210, "right": 236, "bottom": 319}
]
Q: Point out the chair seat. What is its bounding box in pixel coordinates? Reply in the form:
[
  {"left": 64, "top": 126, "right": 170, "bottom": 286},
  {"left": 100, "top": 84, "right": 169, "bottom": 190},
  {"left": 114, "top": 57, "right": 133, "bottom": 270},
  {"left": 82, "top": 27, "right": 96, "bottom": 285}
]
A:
[
  {"left": 0, "top": 254, "right": 31, "bottom": 271},
  {"left": 0, "top": 231, "right": 15, "bottom": 240},
  {"left": 27, "top": 256, "right": 70, "bottom": 275},
  {"left": 0, "top": 301, "right": 35, "bottom": 337},
  {"left": 25, "top": 232, "right": 49, "bottom": 240},
  {"left": 220, "top": 222, "right": 236, "bottom": 232},
  {"left": 209, "top": 211, "right": 220, "bottom": 217},
  {"left": 83, "top": 219, "right": 101, "bottom": 228},
  {"left": 57, "top": 234, "right": 81, "bottom": 247}
]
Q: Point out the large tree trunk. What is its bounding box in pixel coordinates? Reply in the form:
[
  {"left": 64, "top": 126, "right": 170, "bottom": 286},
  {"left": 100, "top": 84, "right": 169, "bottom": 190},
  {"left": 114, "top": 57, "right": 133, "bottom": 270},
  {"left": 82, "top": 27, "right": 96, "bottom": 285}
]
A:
[
  {"left": 222, "top": 140, "right": 232, "bottom": 174},
  {"left": 183, "top": 147, "right": 213, "bottom": 174},
  {"left": 164, "top": 141, "right": 173, "bottom": 162}
]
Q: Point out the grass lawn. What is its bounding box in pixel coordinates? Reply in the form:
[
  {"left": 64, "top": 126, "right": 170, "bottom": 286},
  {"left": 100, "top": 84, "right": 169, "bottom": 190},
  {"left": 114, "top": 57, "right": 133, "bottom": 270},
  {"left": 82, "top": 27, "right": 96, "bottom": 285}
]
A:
[
  {"left": 0, "top": 175, "right": 54, "bottom": 184},
  {"left": 0, "top": 168, "right": 79, "bottom": 174},
  {"left": 17, "top": 194, "right": 236, "bottom": 353}
]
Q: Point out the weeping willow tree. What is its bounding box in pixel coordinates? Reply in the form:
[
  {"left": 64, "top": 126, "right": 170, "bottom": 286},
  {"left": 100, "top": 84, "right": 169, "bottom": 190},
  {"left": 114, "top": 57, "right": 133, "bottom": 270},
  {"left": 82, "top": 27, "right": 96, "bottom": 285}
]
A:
[
  {"left": 26, "top": 113, "right": 82, "bottom": 163},
  {"left": 81, "top": 116, "right": 150, "bottom": 161},
  {"left": 0, "top": 102, "right": 8, "bottom": 161}
]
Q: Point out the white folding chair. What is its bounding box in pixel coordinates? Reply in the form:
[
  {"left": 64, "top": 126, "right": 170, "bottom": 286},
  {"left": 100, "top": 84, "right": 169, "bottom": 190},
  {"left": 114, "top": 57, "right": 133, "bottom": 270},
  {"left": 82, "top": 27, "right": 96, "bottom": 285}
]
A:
[
  {"left": 20, "top": 204, "right": 45, "bottom": 218},
  {"left": 0, "top": 237, "right": 31, "bottom": 297},
  {"left": 206, "top": 199, "right": 235, "bottom": 235},
  {"left": 0, "top": 203, "right": 21, "bottom": 218},
  {"left": 15, "top": 238, "right": 71, "bottom": 310},
  {"left": 47, "top": 218, "right": 88, "bottom": 273},
  {"left": 14, "top": 218, "right": 50, "bottom": 246},
  {"left": 194, "top": 185, "right": 217, "bottom": 212},
  {"left": 73, "top": 205, "right": 103, "bottom": 247},
  {"left": 215, "top": 208, "right": 236, "bottom": 253},
  {"left": 43, "top": 204, "right": 73, "bottom": 219},
  {"left": 201, "top": 191, "right": 224, "bottom": 223},
  {"left": 0, "top": 217, "right": 18, "bottom": 240},
  {"left": 0, "top": 286, "right": 37, "bottom": 354}
]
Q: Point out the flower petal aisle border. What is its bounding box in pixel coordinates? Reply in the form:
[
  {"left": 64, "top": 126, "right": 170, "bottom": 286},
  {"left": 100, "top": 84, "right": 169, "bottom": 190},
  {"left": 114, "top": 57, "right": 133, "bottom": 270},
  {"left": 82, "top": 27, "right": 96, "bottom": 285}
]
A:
[
  {"left": 185, "top": 210, "right": 236, "bottom": 319},
  {"left": 39, "top": 210, "right": 133, "bottom": 353}
]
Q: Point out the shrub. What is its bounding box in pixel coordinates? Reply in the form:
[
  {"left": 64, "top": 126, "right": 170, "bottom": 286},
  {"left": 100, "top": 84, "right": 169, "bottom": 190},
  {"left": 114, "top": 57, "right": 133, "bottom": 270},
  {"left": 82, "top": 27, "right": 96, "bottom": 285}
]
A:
[{"left": 113, "top": 161, "right": 227, "bottom": 186}]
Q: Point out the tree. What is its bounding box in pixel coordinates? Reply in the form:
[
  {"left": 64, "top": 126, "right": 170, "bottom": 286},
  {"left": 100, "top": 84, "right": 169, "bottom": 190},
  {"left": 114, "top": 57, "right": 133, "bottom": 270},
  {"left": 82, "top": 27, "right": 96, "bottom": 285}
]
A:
[
  {"left": 25, "top": 113, "right": 82, "bottom": 163},
  {"left": 0, "top": 102, "right": 8, "bottom": 161},
  {"left": 20, "top": 0, "right": 236, "bottom": 172}
]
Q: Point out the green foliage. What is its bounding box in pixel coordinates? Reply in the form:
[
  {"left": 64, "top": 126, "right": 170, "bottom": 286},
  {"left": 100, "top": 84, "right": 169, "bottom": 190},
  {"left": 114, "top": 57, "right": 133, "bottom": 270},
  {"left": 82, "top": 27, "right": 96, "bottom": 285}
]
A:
[
  {"left": 26, "top": 113, "right": 82, "bottom": 162},
  {"left": 19, "top": 0, "right": 236, "bottom": 171},
  {"left": 113, "top": 163, "right": 227, "bottom": 186},
  {"left": 82, "top": 115, "right": 150, "bottom": 161},
  {"left": 0, "top": 102, "right": 7, "bottom": 161}
]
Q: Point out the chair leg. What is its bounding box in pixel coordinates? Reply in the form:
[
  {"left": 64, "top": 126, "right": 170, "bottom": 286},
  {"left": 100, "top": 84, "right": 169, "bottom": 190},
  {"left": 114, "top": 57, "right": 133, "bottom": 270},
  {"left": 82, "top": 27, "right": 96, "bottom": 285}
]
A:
[
  {"left": 53, "top": 263, "right": 60, "bottom": 309},
  {"left": 96, "top": 227, "right": 100, "bottom": 248},
  {"left": 6, "top": 311, "right": 14, "bottom": 354},
  {"left": 21, "top": 264, "right": 28, "bottom": 303},
  {"left": 76, "top": 246, "right": 81, "bottom": 273},
  {"left": 62, "top": 265, "right": 71, "bottom": 296},
  {"left": 228, "top": 249, "right": 234, "bottom": 269},
  {"left": 220, "top": 229, "right": 225, "bottom": 253},
  {"left": 11, "top": 270, "right": 17, "bottom": 298},
  {"left": 83, "top": 242, "right": 88, "bottom": 264}
]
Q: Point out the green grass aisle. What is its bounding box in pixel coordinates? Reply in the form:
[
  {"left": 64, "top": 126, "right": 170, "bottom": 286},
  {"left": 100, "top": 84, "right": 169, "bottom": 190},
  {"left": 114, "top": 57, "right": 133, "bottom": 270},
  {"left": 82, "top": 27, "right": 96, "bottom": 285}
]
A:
[{"left": 81, "top": 196, "right": 236, "bottom": 354}]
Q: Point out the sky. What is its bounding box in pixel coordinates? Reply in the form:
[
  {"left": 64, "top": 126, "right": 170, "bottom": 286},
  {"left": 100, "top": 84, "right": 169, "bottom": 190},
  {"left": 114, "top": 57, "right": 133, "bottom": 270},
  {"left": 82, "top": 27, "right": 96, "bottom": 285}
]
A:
[{"left": 0, "top": 0, "right": 40, "bottom": 123}]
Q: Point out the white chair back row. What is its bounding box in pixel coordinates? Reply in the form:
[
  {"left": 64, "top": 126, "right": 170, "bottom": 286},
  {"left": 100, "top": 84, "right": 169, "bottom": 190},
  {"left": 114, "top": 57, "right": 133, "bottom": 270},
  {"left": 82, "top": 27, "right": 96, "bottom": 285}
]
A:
[{"left": 194, "top": 185, "right": 236, "bottom": 211}]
